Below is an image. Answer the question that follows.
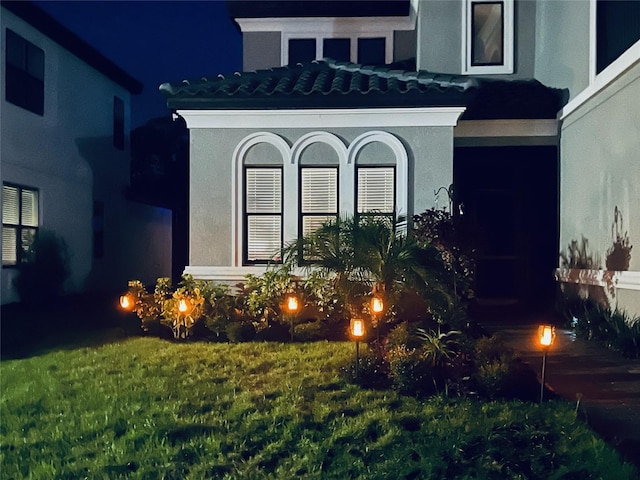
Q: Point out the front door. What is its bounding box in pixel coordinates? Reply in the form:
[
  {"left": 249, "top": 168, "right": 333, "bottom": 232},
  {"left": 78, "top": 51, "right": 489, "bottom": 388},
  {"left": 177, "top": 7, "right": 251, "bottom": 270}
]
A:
[{"left": 454, "top": 146, "right": 558, "bottom": 315}]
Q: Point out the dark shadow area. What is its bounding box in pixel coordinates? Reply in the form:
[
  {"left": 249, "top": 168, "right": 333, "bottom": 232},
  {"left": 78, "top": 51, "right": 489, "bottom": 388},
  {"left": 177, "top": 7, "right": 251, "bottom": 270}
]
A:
[
  {"left": 454, "top": 145, "right": 559, "bottom": 319},
  {"left": 1, "top": 292, "right": 139, "bottom": 359},
  {"left": 606, "top": 206, "right": 633, "bottom": 272}
]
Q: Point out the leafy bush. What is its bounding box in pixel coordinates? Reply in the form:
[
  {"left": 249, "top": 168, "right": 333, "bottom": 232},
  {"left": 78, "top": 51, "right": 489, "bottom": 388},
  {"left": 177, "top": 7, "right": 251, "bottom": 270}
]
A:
[
  {"left": 225, "top": 321, "right": 256, "bottom": 342},
  {"left": 387, "top": 345, "right": 436, "bottom": 396},
  {"left": 557, "top": 294, "right": 640, "bottom": 358},
  {"left": 14, "top": 230, "right": 70, "bottom": 306}
]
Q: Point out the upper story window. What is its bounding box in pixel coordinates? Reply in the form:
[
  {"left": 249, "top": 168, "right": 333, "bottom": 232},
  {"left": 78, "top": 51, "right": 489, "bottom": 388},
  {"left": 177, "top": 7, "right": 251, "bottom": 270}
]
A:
[
  {"left": 462, "top": 0, "right": 514, "bottom": 75},
  {"left": 596, "top": 0, "right": 640, "bottom": 74},
  {"left": 287, "top": 35, "right": 387, "bottom": 65},
  {"left": 113, "top": 96, "right": 125, "bottom": 150},
  {"left": 5, "top": 29, "right": 45, "bottom": 115},
  {"left": 2, "top": 184, "right": 39, "bottom": 266}
]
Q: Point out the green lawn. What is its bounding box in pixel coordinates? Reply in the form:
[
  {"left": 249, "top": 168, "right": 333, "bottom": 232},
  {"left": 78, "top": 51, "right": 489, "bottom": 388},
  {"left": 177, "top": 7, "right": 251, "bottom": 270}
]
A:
[{"left": 1, "top": 337, "right": 636, "bottom": 479}]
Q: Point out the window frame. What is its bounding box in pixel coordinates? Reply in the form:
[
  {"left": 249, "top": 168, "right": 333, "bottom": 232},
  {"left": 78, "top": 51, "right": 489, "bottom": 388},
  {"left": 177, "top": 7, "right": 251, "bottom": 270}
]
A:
[
  {"left": 5, "top": 28, "right": 45, "bottom": 115},
  {"left": 461, "top": 0, "right": 514, "bottom": 75},
  {"left": 2, "top": 183, "right": 40, "bottom": 267},
  {"left": 243, "top": 166, "right": 284, "bottom": 265}
]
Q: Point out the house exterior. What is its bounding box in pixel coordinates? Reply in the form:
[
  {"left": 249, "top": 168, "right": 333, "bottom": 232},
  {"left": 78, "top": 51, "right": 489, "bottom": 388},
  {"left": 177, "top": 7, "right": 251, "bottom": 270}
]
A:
[
  {"left": 160, "top": 0, "right": 639, "bottom": 317},
  {"left": 1, "top": 1, "right": 172, "bottom": 304}
]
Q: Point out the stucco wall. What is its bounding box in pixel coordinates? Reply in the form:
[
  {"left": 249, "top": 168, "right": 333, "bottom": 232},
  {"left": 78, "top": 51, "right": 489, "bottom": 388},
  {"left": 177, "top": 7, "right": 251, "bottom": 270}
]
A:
[
  {"left": 188, "top": 125, "right": 454, "bottom": 269},
  {"left": 559, "top": 60, "right": 640, "bottom": 316},
  {"left": 534, "top": 0, "right": 590, "bottom": 100},
  {"left": 243, "top": 31, "right": 281, "bottom": 72},
  {"left": 1, "top": 9, "right": 171, "bottom": 303},
  {"left": 416, "top": 0, "right": 536, "bottom": 79}
]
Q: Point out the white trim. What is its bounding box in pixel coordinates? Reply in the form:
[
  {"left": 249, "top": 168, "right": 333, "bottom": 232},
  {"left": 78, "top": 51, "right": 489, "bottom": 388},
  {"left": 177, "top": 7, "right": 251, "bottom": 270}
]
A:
[
  {"left": 461, "top": 0, "right": 514, "bottom": 75},
  {"left": 555, "top": 268, "right": 640, "bottom": 292},
  {"left": 231, "top": 132, "right": 290, "bottom": 267},
  {"left": 289, "top": 132, "right": 348, "bottom": 241},
  {"left": 559, "top": 38, "right": 640, "bottom": 121},
  {"left": 179, "top": 108, "right": 466, "bottom": 129},
  {"left": 235, "top": 16, "right": 415, "bottom": 35}
]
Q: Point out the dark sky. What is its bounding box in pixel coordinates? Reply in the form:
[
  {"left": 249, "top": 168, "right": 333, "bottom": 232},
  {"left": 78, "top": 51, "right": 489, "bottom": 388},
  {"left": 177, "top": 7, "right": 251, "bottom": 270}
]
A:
[{"left": 35, "top": 0, "right": 242, "bottom": 128}]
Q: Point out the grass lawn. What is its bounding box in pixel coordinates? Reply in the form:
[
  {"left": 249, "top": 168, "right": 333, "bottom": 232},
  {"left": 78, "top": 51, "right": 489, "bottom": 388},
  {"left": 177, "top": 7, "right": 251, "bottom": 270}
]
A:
[{"left": 1, "top": 337, "right": 637, "bottom": 479}]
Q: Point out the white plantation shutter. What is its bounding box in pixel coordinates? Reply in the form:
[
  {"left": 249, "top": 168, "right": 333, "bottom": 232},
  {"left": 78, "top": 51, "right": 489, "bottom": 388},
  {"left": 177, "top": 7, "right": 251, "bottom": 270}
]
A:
[
  {"left": 246, "top": 169, "right": 281, "bottom": 213},
  {"left": 2, "top": 185, "right": 19, "bottom": 225},
  {"left": 301, "top": 168, "right": 338, "bottom": 213},
  {"left": 2, "top": 227, "right": 17, "bottom": 265},
  {"left": 21, "top": 189, "right": 38, "bottom": 226},
  {"left": 357, "top": 167, "right": 394, "bottom": 213},
  {"left": 302, "top": 215, "right": 335, "bottom": 237},
  {"left": 245, "top": 168, "right": 282, "bottom": 262}
]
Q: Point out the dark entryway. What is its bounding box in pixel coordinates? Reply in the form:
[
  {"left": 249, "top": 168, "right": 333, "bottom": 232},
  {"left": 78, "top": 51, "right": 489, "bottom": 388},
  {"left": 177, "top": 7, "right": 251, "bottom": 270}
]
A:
[{"left": 454, "top": 146, "right": 558, "bottom": 315}]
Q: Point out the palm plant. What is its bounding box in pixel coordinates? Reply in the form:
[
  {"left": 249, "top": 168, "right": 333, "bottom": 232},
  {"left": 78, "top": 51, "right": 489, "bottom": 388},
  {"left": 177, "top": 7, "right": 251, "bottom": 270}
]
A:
[{"left": 282, "top": 214, "right": 451, "bottom": 323}]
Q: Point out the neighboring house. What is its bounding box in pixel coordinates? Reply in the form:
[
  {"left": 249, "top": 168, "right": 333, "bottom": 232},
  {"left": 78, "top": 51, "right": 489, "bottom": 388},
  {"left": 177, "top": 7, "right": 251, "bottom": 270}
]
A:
[
  {"left": 160, "top": 0, "right": 639, "bottom": 317},
  {"left": 1, "top": 1, "right": 172, "bottom": 304}
]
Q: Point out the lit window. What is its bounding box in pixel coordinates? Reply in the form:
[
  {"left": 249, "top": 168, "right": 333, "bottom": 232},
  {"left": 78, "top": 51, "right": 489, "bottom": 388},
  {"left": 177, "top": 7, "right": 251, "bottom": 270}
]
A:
[
  {"left": 462, "top": 0, "right": 514, "bottom": 74},
  {"left": 5, "top": 29, "right": 44, "bottom": 115},
  {"left": 2, "top": 184, "right": 39, "bottom": 266},
  {"left": 300, "top": 167, "right": 338, "bottom": 237},
  {"left": 357, "top": 167, "right": 395, "bottom": 216},
  {"left": 245, "top": 167, "right": 282, "bottom": 263}
]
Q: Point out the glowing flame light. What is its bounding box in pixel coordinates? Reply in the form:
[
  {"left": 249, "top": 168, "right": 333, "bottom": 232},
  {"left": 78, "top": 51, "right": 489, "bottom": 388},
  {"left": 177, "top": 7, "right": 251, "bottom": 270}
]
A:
[
  {"left": 178, "top": 299, "right": 189, "bottom": 313},
  {"left": 371, "top": 297, "right": 384, "bottom": 314},
  {"left": 539, "top": 325, "right": 555, "bottom": 347},
  {"left": 119, "top": 294, "right": 132, "bottom": 310},
  {"left": 351, "top": 319, "right": 365, "bottom": 338},
  {"left": 286, "top": 295, "right": 299, "bottom": 313}
]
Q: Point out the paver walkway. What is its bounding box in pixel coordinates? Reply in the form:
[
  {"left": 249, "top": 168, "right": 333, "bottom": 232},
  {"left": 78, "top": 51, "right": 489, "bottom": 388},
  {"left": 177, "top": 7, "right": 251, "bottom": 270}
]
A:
[{"left": 484, "top": 318, "right": 640, "bottom": 469}]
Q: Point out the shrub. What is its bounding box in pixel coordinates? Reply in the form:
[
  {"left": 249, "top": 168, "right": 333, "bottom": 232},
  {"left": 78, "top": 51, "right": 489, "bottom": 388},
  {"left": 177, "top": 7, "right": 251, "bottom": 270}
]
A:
[
  {"left": 225, "top": 321, "right": 256, "bottom": 343},
  {"left": 294, "top": 321, "right": 327, "bottom": 342},
  {"left": 14, "top": 230, "right": 70, "bottom": 306},
  {"left": 387, "top": 345, "right": 436, "bottom": 396}
]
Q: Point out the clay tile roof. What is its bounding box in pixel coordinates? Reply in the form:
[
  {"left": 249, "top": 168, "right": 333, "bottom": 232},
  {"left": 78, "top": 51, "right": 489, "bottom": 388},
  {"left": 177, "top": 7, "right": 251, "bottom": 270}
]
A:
[{"left": 159, "top": 59, "right": 567, "bottom": 119}]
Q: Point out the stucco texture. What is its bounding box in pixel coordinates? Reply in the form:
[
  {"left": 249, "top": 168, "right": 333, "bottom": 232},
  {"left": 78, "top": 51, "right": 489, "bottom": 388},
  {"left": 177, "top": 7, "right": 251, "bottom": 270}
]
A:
[{"left": 560, "top": 61, "right": 640, "bottom": 314}]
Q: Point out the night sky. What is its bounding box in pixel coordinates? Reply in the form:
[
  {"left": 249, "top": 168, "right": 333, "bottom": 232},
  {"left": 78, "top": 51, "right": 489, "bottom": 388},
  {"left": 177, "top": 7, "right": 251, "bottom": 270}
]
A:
[{"left": 34, "top": 1, "right": 243, "bottom": 128}]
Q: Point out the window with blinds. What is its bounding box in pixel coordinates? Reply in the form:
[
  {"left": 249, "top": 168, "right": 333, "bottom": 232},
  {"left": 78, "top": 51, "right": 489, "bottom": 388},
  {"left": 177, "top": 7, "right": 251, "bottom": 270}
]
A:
[
  {"left": 245, "top": 167, "right": 282, "bottom": 263},
  {"left": 357, "top": 167, "right": 395, "bottom": 215},
  {"left": 2, "top": 184, "right": 39, "bottom": 266},
  {"left": 300, "top": 167, "right": 338, "bottom": 237}
]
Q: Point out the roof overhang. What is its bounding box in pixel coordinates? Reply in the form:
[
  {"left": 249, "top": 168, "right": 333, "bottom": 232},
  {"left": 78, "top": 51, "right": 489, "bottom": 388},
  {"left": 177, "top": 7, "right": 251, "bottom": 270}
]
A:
[{"left": 176, "top": 107, "right": 466, "bottom": 129}]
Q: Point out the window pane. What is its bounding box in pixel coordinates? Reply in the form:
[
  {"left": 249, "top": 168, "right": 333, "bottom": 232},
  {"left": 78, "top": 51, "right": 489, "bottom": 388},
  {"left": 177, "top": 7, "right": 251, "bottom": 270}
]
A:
[
  {"left": 246, "top": 168, "right": 281, "bottom": 213},
  {"left": 2, "top": 185, "right": 19, "bottom": 225},
  {"left": 358, "top": 37, "right": 386, "bottom": 65},
  {"left": 2, "top": 227, "right": 17, "bottom": 265},
  {"left": 289, "top": 38, "right": 316, "bottom": 65},
  {"left": 596, "top": 0, "right": 640, "bottom": 73},
  {"left": 302, "top": 215, "right": 336, "bottom": 237},
  {"left": 357, "top": 167, "right": 395, "bottom": 213},
  {"left": 21, "top": 189, "right": 39, "bottom": 227},
  {"left": 323, "top": 38, "right": 350, "bottom": 62},
  {"left": 247, "top": 215, "right": 281, "bottom": 261},
  {"left": 21, "top": 228, "right": 37, "bottom": 261},
  {"left": 301, "top": 168, "right": 337, "bottom": 213},
  {"left": 27, "top": 43, "right": 45, "bottom": 80},
  {"left": 471, "top": 2, "right": 504, "bottom": 66},
  {"left": 6, "top": 30, "right": 25, "bottom": 69}
]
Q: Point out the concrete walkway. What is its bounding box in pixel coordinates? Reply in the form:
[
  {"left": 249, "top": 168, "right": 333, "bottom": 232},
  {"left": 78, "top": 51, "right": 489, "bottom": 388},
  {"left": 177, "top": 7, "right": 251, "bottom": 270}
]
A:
[{"left": 484, "top": 319, "right": 640, "bottom": 469}]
